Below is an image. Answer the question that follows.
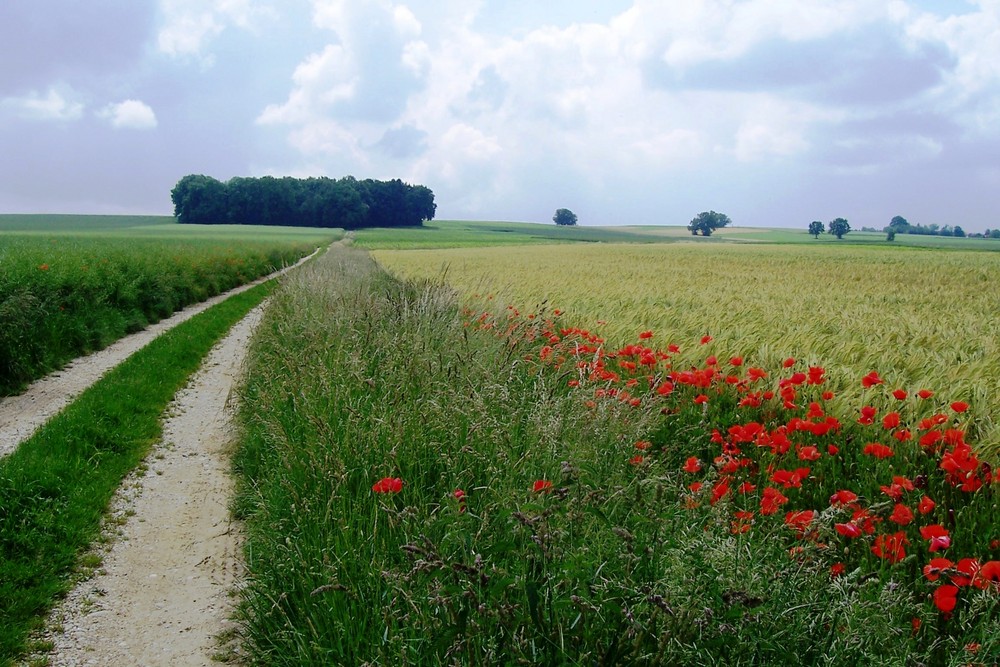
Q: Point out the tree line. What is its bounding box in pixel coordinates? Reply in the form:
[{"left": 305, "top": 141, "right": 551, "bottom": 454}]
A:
[{"left": 170, "top": 174, "right": 436, "bottom": 228}]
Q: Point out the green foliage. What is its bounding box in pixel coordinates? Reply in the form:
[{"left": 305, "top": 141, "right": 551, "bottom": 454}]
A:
[
  {"left": 552, "top": 208, "right": 578, "bottom": 226},
  {"left": 0, "top": 282, "right": 274, "bottom": 664},
  {"left": 828, "top": 218, "right": 851, "bottom": 239},
  {"left": 808, "top": 221, "right": 825, "bottom": 238},
  {"left": 687, "top": 211, "right": 732, "bottom": 237},
  {"left": 171, "top": 174, "right": 436, "bottom": 228}
]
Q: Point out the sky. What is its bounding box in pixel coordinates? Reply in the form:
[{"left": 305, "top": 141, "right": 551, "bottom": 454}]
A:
[{"left": 1, "top": 0, "right": 999, "bottom": 232}]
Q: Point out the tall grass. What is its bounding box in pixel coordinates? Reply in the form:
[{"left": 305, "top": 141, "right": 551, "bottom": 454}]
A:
[{"left": 233, "top": 246, "right": 998, "bottom": 665}]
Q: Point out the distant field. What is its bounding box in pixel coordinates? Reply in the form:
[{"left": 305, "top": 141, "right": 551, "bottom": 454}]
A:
[{"left": 374, "top": 241, "right": 1000, "bottom": 454}]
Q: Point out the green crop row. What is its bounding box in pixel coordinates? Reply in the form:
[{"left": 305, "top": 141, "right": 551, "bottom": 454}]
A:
[{"left": 0, "top": 234, "right": 315, "bottom": 396}]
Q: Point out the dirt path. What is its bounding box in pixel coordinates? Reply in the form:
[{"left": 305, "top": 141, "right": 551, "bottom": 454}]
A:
[
  {"left": 32, "top": 302, "right": 265, "bottom": 667},
  {"left": 0, "top": 250, "right": 316, "bottom": 457}
]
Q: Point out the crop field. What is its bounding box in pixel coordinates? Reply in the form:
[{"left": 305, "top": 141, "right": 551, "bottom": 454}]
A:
[
  {"left": 373, "top": 242, "right": 1000, "bottom": 457},
  {"left": 0, "top": 215, "right": 337, "bottom": 395}
]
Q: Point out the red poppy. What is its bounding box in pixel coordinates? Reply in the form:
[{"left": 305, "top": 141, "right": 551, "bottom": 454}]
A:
[
  {"left": 882, "top": 412, "right": 901, "bottom": 430},
  {"left": 933, "top": 585, "right": 958, "bottom": 614},
  {"left": 710, "top": 478, "right": 730, "bottom": 504},
  {"left": 454, "top": 488, "right": 467, "bottom": 512},
  {"left": 829, "top": 489, "right": 858, "bottom": 506},
  {"left": 532, "top": 479, "right": 553, "bottom": 493},
  {"left": 782, "top": 357, "right": 796, "bottom": 368},
  {"left": 629, "top": 455, "right": 645, "bottom": 465},
  {"left": 858, "top": 406, "right": 877, "bottom": 425},
  {"left": 639, "top": 330, "right": 653, "bottom": 339},
  {"left": 923, "top": 557, "right": 953, "bottom": 581},
  {"left": 892, "top": 389, "right": 908, "bottom": 400},
  {"left": 729, "top": 356, "right": 743, "bottom": 366},
  {"left": 700, "top": 335, "right": 713, "bottom": 345},
  {"left": 668, "top": 343, "right": 680, "bottom": 353},
  {"left": 835, "top": 522, "right": 862, "bottom": 539},
  {"left": 871, "top": 531, "right": 909, "bottom": 563},
  {"left": 807, "top": 366, "right": 825, "bottom": 385},
  {"left": 784, "top": 510, "right": 815, "bottom": 536},
  {"left": 975, "top": 561, "right": 1000, "bottom": 589},
  {"left": 797, "top": 445, "right": 820, "bottom": 461},
  {"left": 683, "top": 456, "right": 702, "bottom": 474},
  {"left": 917, "top": 389, "right": 934, "bottom": 399},
  {"left": 950, "top": 401, "right": 969, "bottom": 413},
  {"left": 861, "top": 371, "right": 884, "bottom": 388},
  {"left": 372, "top": 477, "right": 403, "bottom": 494},
  {"left": 889, "top": 503, "right": 914, "bottom": 526},
  {"left": 760, "top": 487, "right": 789, "bottom": 515},
  {"left": 863, "top": 442, "right": 895, "bottom": 459},
  {"left": 918, "top": 495, "right": 936, "bottom": 514},
  {"left": 693, "top": 394, "right": 709, "bottom": 404},
  {"left": 831, "top": 562, "right": 846, "bottom": 577},
  {"left": 920, "top": 525, "right": 951, "bottom": 552}
]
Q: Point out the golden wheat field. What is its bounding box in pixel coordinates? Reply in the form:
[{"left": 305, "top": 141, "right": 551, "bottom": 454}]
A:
[{"left": 374, "top": 242, "right": 1000, "bottom": 455}]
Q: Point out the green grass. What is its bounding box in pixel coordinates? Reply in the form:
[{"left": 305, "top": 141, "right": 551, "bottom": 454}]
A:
[
  {"left": 232, "top": 245, "right": 999, "bottom": 665},
  {"left": 0, "top": 279, "right": 276, "bottom": 666}
]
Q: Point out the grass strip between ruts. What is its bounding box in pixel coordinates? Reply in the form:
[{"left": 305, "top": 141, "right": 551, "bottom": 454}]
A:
[{"left": 0, "top": 279, "right": 276, "bottom": 665}]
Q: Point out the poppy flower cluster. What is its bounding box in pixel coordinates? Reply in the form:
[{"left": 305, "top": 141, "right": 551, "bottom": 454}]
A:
[{"left": 463, "top": 309, "right": 999, "bottom": 624}]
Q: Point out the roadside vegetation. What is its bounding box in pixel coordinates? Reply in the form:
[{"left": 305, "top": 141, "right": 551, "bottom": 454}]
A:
[
  {"left": 0, "top": 281, "right": 275, "bottom": 665},
  {"left": 233, "top": 244, "right": 998, "bottom": 665},
  {"left": 0, "top": 219, "right": 327, "bottom": 395}
]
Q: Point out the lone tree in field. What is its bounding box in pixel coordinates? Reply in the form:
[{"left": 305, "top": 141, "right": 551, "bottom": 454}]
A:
[
  {"left": 890, "top": 215, "right": 909, "bottom": 228},
  {"left": 828, "top": 217, "right": 851, "bottom": 239},
  {"left": 688, "top": 210, "right": 732, "bottom": 236},
  {"left": 808, "top": 221, "right": 825, "bottom": 238},
  {"left": 553, "top": 208, "right": 578, "bottom": 226}
]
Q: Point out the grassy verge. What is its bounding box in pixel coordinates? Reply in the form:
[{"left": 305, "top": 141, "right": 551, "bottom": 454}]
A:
[
  {"left": 0, "top": 279, "right": 276, "bottom": 665},
  {"left": 234, "top": 246, "right": 999, "bottom": 665}
]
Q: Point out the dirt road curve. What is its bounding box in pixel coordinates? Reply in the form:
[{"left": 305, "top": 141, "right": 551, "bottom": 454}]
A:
[{"left": 33, "top": 303, "right": 265, "bottom": 667}]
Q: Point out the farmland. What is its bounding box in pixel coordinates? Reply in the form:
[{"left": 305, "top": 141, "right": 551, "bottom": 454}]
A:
[
  {"left": 0, "top": 215, "right": 336, "bottom": 395},
  {"left": 3, "top": 216, "right": 998, "bottom": 665},
  {"left": 372, "top": 241, "right": 1000, "bottom": 457}
]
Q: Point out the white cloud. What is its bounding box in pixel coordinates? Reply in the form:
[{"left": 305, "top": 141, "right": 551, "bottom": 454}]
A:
[
  {"left": 0, "top": 87, "right": 84, "bottom": 122},
  {"left": 98, "top": 100, "right": 158, "bottom": 129},
  {"left": 157, "top": 0, "right": 277, "bottom": 60}
]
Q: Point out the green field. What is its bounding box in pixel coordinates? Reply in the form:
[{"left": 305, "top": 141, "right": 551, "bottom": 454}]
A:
[{"left": 0, "top": 215, "right": 338, "bottom": 395}]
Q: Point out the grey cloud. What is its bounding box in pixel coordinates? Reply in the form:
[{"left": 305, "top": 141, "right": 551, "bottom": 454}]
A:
[
  {"left": 374, "top": 124, "right": 429, "bottom": 159},
  {"left": 0, "top": 1, "right": 156, "bottom": 93},
  {"left": 646, "top": 26, "right": 954, "bottom": 108}
]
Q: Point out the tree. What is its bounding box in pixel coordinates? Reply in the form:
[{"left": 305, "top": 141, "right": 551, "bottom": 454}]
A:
[
  {"left": 687, "top": 210, "right": 732, "bottom": 236},
  {"left": 553, "top": 208, "right": 578, "bottom": 226},
  {"left": 808, "top": 221, "right": 824, "bottom": 239},
  {"left": 886, "top": 228, "right": 896, "bottom": 242},
  {"left": 890, "top": 215, "right": 909, "bottom": 227},
  {"left": 828, "top": 218, "right": 851, "bottom": 239},
  {"left": 953, "top": 225, "right": 966, "bottom": 238}
]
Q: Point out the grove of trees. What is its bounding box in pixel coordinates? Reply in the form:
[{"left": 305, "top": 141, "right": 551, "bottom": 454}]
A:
[
  {"left": 688, "top": 211, "right": 732, "bottom": 236},
  {"left": 888, "top": 215, "right": 965, "bottom": 238},
  {"left": 171, "top": 175, "right": 436, "bottom": 228}
]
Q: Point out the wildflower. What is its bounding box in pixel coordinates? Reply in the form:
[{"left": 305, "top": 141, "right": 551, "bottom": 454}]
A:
[
  {"left": 797, "top": 445, "right": 820, "bottom": 461},
  {"left": 634, "top": 440, "right": 651, "bottom": 450},
  {"left": 933, "top": 585, "right": 959, "bottom": 615},
  {"left": 700, "top": 335, "right": 712, "bottom": 344},
  {"left": 950, "top": 401, "right": 969, "bottom": 413},
  {"left": 950, "top": 558, "right": 980, "bottom": 587},
  {"left": 975, "top": 561, "right": 1000, "bottom": 589},
  {"left": 917, "top": 389, "right": 934, "bottom": 399},
  {"left": 892, "top": 389, "right": 908, "bottom": 400},
  {"left": 882, "top": 412, "right": 901, "bottom": 430},
  {"left": 831, "top": 562, "right": 846, "bottom": 577},
  {"left": 729, "top": 356, "right": 743, "bottom": 367},
  {"left": 454, "top": 488, "right": 467, "bottom": 512},
  {"left": 372, "top": 477, "right": 403, "bottom": 494},
  {"left": 782, "top": 357, "right": 796, "bottom": 368},
  {"left": 532, "top": 479, "right": 553, "bottom": 493},
  {"left": 835, "top": 522, "right": 863, "bottom": 539},
  {"left": 760, "top": 486, "right": 789, "bottom": 515},
  {"left": 683, "top": 456, "right": 702, "bottom": 474},
  {"left": 918, "top": 495, "right": 936, "bottom": 514},
  {"left": 639, "top": 330, "right": 653, "bottom": 339},
  {"left": 807, "top": 366, "right": 825, "bottom": 385},
  {"left": 863, "top": 443, "right": 894, "bottom": 459},
  {"left": 871, "top": 531, "right": 909, "bottom": 563},
  {"left": 920, "top": 524, "right": 950, "bottom": 552},
  {"left": 784, "top": 510, "right": 815, "bottom": 536},
  {"left": 861, "top": 371, "right": 884, "bottom": 388},
  {"left": 830, "top": 489, "right": 858, "bottom": 506},
  {"left": 889, "top": 503, "right": 914, "bottom": 526},
  {"left": 710, "top": 478, "right": 730, "bottom": 505},
  {"left": 923, "top": 557, "right": 953, "bottom": 581},
  {"left": 693, "top": 394, "right": 709, "bottom": 405},
  {"left": 858, "top": 406, "right": 877, "bottom": 425},
  {"left": 629, "top": 455, "right": 645, "bottom": 466}
]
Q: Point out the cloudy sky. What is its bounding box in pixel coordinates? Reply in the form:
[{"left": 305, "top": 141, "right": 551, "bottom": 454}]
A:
[{"left": 2, "top": 1, "right": 998, "bottom": 231}]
